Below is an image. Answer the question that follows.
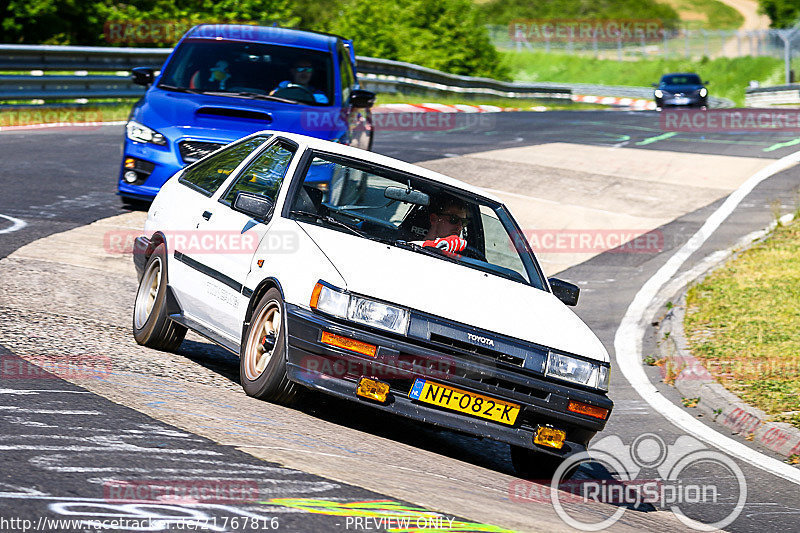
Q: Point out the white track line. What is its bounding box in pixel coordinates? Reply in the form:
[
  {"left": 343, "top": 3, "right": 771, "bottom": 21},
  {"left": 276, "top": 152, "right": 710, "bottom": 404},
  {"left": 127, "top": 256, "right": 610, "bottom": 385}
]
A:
[
  {"left": 614, "top": 149, "right": 800, "bottom": 485},
  {"left": 0, "top": 213, "right": 27, "bottom": 234}
]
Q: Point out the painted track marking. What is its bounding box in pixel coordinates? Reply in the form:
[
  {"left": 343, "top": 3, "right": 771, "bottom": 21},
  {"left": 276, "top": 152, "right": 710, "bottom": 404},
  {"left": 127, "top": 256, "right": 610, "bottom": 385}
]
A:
[
  {"left": 614, "top": 149, "right": 800, "bottom": 485},
  {"left": 0, "top": 213, "right": 26, "bottom": 235}
]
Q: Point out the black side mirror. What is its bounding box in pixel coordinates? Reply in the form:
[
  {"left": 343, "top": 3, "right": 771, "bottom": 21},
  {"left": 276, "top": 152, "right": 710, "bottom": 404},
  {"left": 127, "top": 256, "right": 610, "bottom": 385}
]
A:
[
  {"left": 233, "top": 192, "right": 274, "bottom": 221},
  {"left": 651, "top": 83, "right": 658, "bottom": 87},
  {"left": 703, "top": 80, "right": 710, "bottom": 85},
  {"left": 349, "top": 89, "right": 376, "bottom": 108},
  {"left": 548, "top": 277, "right": 580, "bottom": 306},
  {"left": 131, "top": 67, "right": 154, "bottom": 86}
]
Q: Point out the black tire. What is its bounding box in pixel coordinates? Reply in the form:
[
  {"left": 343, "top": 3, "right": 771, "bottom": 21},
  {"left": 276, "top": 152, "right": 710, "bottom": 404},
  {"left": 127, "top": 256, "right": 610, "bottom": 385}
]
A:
[
  {"left": 239, "top": 288, "right": 299, "bottom": 405},
  {"left": 511, "top": 445, "right": 579, "bottom": 480},
  {"left": 132, "top": 244, "right": 186, "bottom": 351}
]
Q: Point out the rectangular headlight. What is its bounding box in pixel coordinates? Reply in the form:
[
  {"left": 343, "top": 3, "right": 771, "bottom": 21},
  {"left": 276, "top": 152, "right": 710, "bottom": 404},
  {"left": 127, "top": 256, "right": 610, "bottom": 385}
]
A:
[
  {"left": 348, "top": 295, "right": 409, "bottom": 335},
  {"left": 546, "top": 351, "right": 609, "bottom": 391},
  {"left": 310, "top": 282, "right": 409, "bottom": 335}
]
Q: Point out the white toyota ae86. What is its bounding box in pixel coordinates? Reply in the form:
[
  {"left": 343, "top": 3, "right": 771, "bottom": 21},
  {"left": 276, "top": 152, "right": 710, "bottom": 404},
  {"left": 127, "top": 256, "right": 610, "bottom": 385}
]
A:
[{"left": 131, "top": 130, "right": 613, "bottom": 478}]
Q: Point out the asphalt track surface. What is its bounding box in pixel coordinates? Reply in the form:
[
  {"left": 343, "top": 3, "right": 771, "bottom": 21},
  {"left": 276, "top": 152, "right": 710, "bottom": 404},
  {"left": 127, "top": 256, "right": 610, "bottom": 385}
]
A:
[{"left": 1, "top": 111, "right": 800, "bottom": 532}]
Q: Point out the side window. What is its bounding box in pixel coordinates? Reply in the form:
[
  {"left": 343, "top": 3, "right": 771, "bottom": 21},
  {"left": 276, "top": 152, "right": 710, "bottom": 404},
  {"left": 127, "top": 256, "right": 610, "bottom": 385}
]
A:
[
  {"left": 339, "top": 48, "right": 355, "bottom": 103},
  {"left": 221, "top": 141, "right": 295, "bottom": 205},
  {"left": 179, "top": 136, "right": 267, "bottom": 196},
  {"left": 479, "top": 205, "right": 530, "bottom": 283}
]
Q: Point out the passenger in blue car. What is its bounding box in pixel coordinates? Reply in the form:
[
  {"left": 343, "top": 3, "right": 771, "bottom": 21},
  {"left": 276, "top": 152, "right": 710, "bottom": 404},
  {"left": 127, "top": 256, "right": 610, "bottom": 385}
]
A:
[{"left": 271, "top": 59, "right": 329, "bottom": 104}]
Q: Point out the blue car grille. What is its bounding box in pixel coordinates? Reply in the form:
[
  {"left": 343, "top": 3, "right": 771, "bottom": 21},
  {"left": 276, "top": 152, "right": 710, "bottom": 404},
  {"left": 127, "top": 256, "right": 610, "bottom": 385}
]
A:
[{"left": 178, "top": 141, "right": 225, "bottom": 164}]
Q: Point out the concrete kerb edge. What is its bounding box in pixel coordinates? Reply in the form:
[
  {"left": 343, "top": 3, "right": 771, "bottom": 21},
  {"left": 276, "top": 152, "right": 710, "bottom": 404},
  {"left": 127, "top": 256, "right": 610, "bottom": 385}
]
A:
[{"left": 654, "top": 212, "right": 800, "bottom": 460}]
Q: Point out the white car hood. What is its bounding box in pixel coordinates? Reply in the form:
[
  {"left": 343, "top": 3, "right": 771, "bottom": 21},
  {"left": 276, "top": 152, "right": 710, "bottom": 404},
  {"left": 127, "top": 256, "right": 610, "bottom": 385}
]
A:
[{"left": 300, "top": 224, "right": 609, "bottom": 363}]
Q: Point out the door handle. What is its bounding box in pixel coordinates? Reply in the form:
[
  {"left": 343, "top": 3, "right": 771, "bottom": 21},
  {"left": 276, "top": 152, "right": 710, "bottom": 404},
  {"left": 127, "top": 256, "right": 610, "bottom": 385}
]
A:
[{"left": 202, "top": 211, "right": 212, "bottom": 221}]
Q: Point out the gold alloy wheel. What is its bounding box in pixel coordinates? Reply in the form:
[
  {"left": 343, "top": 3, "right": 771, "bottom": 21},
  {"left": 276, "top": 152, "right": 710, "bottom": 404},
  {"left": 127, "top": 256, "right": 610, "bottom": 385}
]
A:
[
  {"left": 244, "top": 299, "right": 281, "bottom": 381},
  {"left": 134, "top": 256, "right": 161, "bottom": 330}
]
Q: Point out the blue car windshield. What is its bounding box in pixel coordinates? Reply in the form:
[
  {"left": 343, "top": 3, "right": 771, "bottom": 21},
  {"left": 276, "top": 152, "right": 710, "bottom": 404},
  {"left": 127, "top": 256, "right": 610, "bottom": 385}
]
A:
[
  {"left": 159, "top": 39, "right": 335, "bottom": 106},
  {"left": 661, "top": 74, "right": 701, "bottom": 85}
]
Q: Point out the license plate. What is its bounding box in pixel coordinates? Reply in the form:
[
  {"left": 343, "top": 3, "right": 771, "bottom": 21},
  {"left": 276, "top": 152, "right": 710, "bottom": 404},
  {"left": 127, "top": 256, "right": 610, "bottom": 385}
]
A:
[
  {"left": 672, "top": 97, "right": 689, "bottom": 104},
  {"left": 408, "top": 378, "right": 520, "bottom": 425}
]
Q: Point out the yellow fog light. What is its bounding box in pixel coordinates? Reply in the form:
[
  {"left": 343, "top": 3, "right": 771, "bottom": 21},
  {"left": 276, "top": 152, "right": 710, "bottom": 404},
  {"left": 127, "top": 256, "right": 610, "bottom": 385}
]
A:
[
  {"left": 534, "top": 425, "right": 566, "bottom": 449},
  {"left": 356, "top": 377, "right": 390, "bottom": 403}
]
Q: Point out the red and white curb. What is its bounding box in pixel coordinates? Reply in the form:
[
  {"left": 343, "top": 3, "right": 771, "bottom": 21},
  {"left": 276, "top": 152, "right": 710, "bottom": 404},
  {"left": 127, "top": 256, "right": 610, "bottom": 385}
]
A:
[
  {"left": 572, "top": 94, "right": 656, "bottom": 110},
  {"left": 0, "top": 120, "right": 125, "bottom": 132},
  {"left": 373, "top": 103, "right": 520, "bottom": 113}
]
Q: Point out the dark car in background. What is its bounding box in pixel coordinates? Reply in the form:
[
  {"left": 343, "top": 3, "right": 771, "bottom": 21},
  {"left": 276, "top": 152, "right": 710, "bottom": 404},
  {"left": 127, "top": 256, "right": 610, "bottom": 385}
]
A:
[
  {"left": 653, "top": 72, "right": 708, "bottom": 110},
  {"left": 119, "top": 24, "right": 375, "bottom": 204}
]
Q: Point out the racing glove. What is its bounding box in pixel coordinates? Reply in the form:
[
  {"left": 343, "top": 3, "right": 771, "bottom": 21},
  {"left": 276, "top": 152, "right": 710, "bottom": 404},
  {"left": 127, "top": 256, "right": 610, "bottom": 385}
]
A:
[{"left": 422, "top": 235, "right": 467, "bottom": 253}]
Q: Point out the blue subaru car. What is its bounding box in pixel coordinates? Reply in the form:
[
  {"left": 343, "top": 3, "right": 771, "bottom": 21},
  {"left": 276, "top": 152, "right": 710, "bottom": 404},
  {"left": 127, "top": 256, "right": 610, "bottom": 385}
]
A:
[{"left": 119, "top": 24, "right": 375, "bottom": 202}]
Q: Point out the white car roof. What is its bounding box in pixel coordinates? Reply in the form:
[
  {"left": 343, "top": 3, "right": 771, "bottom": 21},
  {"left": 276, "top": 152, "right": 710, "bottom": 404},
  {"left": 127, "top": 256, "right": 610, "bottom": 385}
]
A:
[{"left": 254, "top": 130, "right": 502, "bottom": 204}]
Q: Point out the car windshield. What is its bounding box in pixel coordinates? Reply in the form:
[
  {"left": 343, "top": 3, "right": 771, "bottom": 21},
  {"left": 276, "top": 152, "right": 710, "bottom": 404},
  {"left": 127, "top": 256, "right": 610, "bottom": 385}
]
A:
[
  {"left": 158, "top": 39, "right": 334, "bottom": 106},
  {"left": 661, "top": 74, "right": 701, "bottom": 85},
  {"left": 288, "top": 152, "right": 546, "bottom": 289}
]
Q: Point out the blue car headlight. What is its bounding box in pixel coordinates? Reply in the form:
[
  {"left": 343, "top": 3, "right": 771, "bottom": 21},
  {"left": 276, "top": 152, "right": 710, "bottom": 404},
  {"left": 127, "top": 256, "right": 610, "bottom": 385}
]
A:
[
  {"left": 126, "top": 120, "right": 167, "bottom": 146},
  {"left": 699, "top": 87, "right": 708, "bottom": 97},
  {"left": 654, "top": 89, "right": 663, "bottom": 98}
]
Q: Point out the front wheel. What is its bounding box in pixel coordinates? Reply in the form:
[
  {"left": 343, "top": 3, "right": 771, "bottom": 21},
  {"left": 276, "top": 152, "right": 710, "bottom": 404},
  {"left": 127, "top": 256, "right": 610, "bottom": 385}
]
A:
[
  {"left": 132, "top": 244, "right": 186, "bottom": 351},
  {"left": 240, "top": 288, "right": 299, "bottom": 404}
]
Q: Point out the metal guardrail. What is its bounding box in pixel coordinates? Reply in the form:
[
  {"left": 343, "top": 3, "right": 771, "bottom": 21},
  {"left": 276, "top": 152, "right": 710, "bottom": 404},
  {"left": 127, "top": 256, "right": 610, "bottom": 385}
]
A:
[
  {"left": 745, "top": 84, "right": 800, "bottom": 107},
  {"left": 531, "top": 81, "right": 735, "bottom": 108},
  {"left": 0, "top": 44, "right": 572, "bottom": 102}
]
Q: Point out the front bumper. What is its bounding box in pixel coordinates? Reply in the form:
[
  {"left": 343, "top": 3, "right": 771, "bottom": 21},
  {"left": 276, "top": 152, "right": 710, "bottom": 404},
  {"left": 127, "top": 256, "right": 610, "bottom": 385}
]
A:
[
  {"left": 656, "top": 95, "right": 706, "bottom": 107},
  {"left": 284, "top": 304, "right": 613, "bottom": 457}
]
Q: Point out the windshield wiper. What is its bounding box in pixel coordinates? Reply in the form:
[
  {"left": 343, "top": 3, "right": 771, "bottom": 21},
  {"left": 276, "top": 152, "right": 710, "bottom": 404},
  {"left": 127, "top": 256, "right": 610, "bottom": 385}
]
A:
[
  {"left": 199, "top": 91, "right": 299, "bottom": 104},
  {"left": 157, "top": 84, "right": 200, "bottom": 93},
  {"left": 393, "top": 240, "right": 460, "bottom": 264}
]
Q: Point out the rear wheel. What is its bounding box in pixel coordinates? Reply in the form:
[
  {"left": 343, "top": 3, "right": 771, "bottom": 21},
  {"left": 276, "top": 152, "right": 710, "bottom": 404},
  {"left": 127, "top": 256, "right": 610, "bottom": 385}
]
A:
[
  {"left": 240, "top": 288, "right": 299, "bottom": 404},
  {"left": 510, "top": 445, "right": 579, "bottom": 480},
  {"left": 132, "top": 244, "right": 186, "bottom": 351}
]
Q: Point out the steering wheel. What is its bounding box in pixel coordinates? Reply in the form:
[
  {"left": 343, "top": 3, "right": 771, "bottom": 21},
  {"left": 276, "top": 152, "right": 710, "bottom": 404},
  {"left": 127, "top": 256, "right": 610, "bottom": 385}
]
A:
[{"left": 273, "top": 83, "right": 316, "bottom": 101}]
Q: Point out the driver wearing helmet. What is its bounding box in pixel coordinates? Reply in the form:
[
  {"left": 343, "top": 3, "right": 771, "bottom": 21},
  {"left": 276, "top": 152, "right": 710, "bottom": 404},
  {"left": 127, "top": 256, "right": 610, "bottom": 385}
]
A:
[{"left": 270, "top": 59, "right": 329, "bottom": 104}]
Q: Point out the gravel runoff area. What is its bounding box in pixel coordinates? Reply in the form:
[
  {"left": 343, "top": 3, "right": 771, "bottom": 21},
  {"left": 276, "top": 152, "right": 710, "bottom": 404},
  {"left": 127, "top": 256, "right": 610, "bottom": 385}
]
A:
[{"left": 655, "top": 213, "right": 800, "bottom": 461}]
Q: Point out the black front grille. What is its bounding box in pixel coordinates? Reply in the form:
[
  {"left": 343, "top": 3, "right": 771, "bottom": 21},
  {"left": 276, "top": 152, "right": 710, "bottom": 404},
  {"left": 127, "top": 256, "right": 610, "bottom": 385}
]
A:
[
  {"left": 429, "top": 333, "right": 525, "bottom": 367},
  {"left": 178, "top": 141, "right": 225, "bottom": 164}
]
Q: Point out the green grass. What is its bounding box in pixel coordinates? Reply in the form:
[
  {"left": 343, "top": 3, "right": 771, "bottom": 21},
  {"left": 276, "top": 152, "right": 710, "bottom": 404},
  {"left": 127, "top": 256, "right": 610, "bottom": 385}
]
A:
[
  {"left": 661, "top": 0, "right": 744, "bottom": 29},
  {"left": 0, "top": 102, "right": 132, "bottom": 127},
  {"left": 501, "top": 51, "right": 788, "bottom": 106},
  {"left": 685, "top": 218, "right": 800, "bottom": 430}
]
